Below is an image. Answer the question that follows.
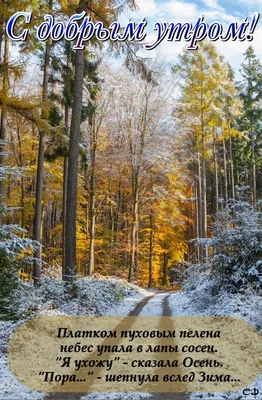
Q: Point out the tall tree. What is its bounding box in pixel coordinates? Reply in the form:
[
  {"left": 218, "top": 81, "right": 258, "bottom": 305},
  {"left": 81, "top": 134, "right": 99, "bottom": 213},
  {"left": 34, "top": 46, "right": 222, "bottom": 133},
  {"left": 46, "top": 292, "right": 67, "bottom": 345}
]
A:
[
  {"left": 64, "top": 0, "right": 137, "bottom": 280},
  {"left": 33, "top": 0, "right": 53, "bottom": 285},
  {"left": 174, "top": 43, "right": 226, "bottom": 262},
  {"left": 239, "top": 46, "right": 262, "bottom": 208},
  {"left": 64, "top": 0, "right": 86, "bottom": 280}
]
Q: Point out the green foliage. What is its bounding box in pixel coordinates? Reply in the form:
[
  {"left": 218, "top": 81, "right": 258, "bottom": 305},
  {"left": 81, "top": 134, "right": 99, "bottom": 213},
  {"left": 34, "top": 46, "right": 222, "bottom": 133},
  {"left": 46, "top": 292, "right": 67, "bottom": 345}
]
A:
[
  {"left": 0, "top": 252, "right": 20, "bottom": 320},
  {"left": 0, "top": 154, "right": 39, "bottom": 319},
  {"left": 201, "top": 200, "right": 262, "bottom": 292},
  {"left": 237, "top": 46, "right": 262, "bottom": 189},
  {"left": 0, "top": 224, "right": 39, "bottom": 319}
]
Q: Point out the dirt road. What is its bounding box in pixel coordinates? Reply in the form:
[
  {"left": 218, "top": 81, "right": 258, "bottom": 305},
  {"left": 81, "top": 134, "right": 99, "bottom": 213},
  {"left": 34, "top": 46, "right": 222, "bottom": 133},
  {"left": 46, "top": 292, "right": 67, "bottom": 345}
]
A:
[{"left": 46, "top": 293, "right": 189, "bottom": 400}]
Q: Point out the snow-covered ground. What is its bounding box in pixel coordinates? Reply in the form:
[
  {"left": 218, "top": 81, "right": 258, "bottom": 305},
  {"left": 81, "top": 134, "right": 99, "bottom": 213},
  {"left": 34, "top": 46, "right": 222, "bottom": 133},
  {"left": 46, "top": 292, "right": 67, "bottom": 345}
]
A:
[
  {"left": 169, "top": 290, "right": 262, "bottom": 400},
  {"left": 80, "top": 392, "right": 152, "bottom": 400},
  {"left": 1, "top": 277, "right": 261, "bottom": 400},
  {"left": 0, "top": 277, "right": 149, "bottom": 400},
  {"left": 139, "top": 293, "right": 166, "bottom": 316}
]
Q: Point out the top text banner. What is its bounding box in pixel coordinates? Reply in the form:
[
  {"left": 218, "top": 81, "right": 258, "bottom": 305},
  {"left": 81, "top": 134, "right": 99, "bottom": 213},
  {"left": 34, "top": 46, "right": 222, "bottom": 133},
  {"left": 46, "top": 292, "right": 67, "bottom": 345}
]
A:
[{"left": 5, "top": 12, "right": 261, "bottom": 50}]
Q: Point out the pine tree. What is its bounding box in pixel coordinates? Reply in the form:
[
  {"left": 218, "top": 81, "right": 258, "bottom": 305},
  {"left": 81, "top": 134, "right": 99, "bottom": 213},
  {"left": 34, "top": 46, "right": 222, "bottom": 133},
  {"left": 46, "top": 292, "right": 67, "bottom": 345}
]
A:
[
  {"left": 238, "top": 46, "right": 262, "bottom": 208},
  {"left": 173, "top": 43, "right": 226, "bottom": 262},
  {"left": 0, "top": 146, "right": 39, "bottom": 318},
  {"left": 64, "top": 0, "right": 137, "bottom": 280}
]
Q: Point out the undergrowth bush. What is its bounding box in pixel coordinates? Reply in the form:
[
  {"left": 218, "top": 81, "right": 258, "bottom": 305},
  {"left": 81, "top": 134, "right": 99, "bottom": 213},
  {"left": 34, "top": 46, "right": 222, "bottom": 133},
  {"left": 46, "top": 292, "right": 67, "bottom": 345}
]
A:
[{"left": 184, "top": 200, "right": 262, "bottom": 295}]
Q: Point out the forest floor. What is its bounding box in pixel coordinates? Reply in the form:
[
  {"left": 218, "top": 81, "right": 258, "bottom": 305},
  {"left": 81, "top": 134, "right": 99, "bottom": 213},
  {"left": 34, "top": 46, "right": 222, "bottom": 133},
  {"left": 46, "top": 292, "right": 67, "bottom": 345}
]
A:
[{"left": 0, "top": 278, "right": 261, "bottom": 400}]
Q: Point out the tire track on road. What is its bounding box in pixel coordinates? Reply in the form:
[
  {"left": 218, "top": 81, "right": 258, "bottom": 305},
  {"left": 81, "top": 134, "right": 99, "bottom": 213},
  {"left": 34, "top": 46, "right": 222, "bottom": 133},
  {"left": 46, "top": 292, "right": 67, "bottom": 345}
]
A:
[
  {"left": 149, "top": 293, "right": 189, "bottom": 400},
  {"left": 45, "top": 294, "right": 156, "bottom": 400},
  {"left": 45, "top": 293, "right": 190, "bottom": 400}
]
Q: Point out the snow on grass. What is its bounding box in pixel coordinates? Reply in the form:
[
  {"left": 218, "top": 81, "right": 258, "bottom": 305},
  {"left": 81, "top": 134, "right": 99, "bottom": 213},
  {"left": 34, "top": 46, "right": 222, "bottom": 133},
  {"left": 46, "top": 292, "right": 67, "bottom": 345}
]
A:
[
  {"left": 0, "top": 320, "right": 45, "bottom": 400},
  {"left": 169, "top": 289, "right": 262, "bottom": 400},
  {"left": 10, "top": 276, "right": 148, "bottom": 319},
  {"left": 0, "top": 277, "right": 148, "bottom": 400},
  {"left": 80, "top": 392, "right": 152, "bottom": 400}
]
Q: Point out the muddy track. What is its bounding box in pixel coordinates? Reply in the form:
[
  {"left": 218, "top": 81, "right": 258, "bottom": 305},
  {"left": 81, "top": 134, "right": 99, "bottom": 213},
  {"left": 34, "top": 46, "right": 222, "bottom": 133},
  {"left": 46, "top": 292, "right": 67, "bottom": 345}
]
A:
[
  {"left": 45, "top": 294, "right": 156, "bottom": 400},
  {"left": 150, "top": 294, "right": 189, "bottom": 400},
  {"left": 45, "top": 293, "right": 189, "bottom": 400}
]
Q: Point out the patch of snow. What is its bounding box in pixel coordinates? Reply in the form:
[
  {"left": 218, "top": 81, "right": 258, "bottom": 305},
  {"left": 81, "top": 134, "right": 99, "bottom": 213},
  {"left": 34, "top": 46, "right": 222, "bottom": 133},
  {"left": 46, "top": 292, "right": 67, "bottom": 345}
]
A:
[
  {"left": 139, "top": 293, "right": 165, "bottom": 316},
  {"left": 10, "top": 277, "right": 148, "bottom": 319},
  {"left": 169, "top": 290, "right": 262, "bottom": 400},
  {"left": 81, "top": 392, "right": 152, "bottom": 400},
  {"left": 0, "top": 321, "right": 45, "bottom": 400},
  {"left": 0, "top": 278, "right": 149, "bottom": 400},
  {"left": 103, "top": 291, "right": 149, "bottom": 316}
]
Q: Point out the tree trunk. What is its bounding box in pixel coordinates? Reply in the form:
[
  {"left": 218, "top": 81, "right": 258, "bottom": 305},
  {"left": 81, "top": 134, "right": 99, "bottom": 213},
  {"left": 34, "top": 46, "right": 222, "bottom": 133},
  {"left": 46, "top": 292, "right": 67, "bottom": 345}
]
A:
[
  {"left": 115, "top": 182, "right": 122, "bottom": 246},
  {"left": 213, "top": 131, "right": 219, "bottom": 214},
  {"left": 20, "top": 177, "right": 25, "bottom": 228},
  {"left": 129, "top": 172, "right": 139, "bottom": 283},
  {"left": 218, "top": 144, "right": 223, "bottom": 201},
  {"left": 134, "top": 217, "right": 139, "bottom": 272},
  {"left": 199, "top": 67, "right": 207, "bottom": 263},
  {"left": 201, "top": 153, "right": 207, "bottom": 262},
  {"left": 64, "top": 2, "right": 85, "bottom": 280},
  {"left": 194, "top": 180, "right": 200, "bottom": 262},
  {"left": 250, "top": 117, "right": 257, "bottom": 208},
  {"left": 196, "top": 153, "right": 203, "bottom": 262},
  {"left": 148, "top": 211, "right": 153, "bottom": 288},
  {"left": 33, "top": 130, "right": 45, "bottom": 284},
  {"left": 0, "top": 13, "right": 3, "bottom": 63},
  {"left": 229, "top": 134, "right": 235, "bottom": 201},
  {"left": 62, "top": 48, "right": 70, "bottom": 277},
  {"left": 222, "top": 138, "right": 228, "bottom": 208},
  {"left": 16, "top": 124, "right": 25, "bottom": 228},
  {"left": 0, "top": 31, "right": 9, "bottom": 219},
  {"left": 33, "top": 16, "right": 52, "bottom": 285},
  {"left": 62, "top": 106, "right": 69, "bottom": 278},
  {"left": 88, "top": 144, "right": 96, "bottom": 276},
  {"left": 197, "top": 153, "right": 202, "bottom": 237},
  {"left": 200, "top": 110, "right": 207, "bottom": 263},
  {"left": 162, "top": 252, "right": 168, "bottom": 286}
]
